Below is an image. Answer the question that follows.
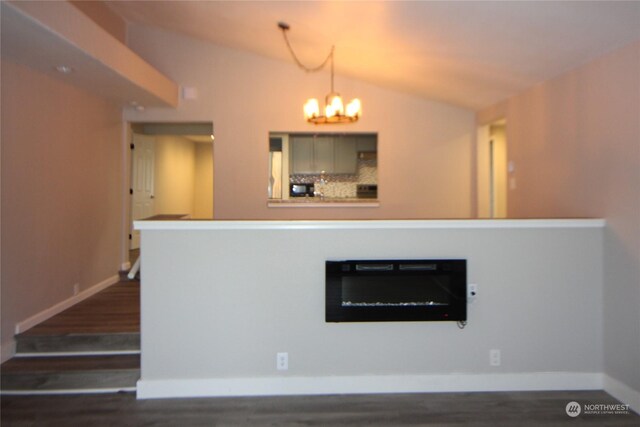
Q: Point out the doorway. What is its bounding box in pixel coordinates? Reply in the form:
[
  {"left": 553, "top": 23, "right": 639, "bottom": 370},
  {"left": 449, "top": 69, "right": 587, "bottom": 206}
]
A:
[
  {"left": 477, "top": 119, "right": 508, "bottom": 218},
  {"left": 128, "top": 122, "right": 214, "bottom": 263}
]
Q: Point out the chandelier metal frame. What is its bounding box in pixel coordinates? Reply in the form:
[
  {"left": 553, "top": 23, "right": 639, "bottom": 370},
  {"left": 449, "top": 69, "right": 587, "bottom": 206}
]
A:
[{"left": 278, "top": 22, "right": 361, "bottom": 124}]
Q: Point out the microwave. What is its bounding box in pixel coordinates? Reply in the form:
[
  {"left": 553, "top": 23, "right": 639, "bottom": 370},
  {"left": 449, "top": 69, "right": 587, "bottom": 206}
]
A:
[{"left": 290, "top": 183, "right": 315, "bottom": 197}]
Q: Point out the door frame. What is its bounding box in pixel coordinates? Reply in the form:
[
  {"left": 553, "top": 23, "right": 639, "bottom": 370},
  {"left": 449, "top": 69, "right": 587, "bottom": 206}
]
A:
[
  {"left": 476, "top": 119, "right": 508, "bottom": 218},
  {"left": 121, "top": 122, "right": 215, "bottom": 269},
  {"left": 130, "top": 133, "right": 156, "bottom": 250}
]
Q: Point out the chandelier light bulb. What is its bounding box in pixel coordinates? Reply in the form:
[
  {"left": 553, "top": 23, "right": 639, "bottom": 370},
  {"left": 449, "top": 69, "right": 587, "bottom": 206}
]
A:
[
  {"left": 325, "top": 104, "right": 335, "bottom": 118},
  {"left": 304, "top": 98, "right": 320, "bottom": 120},
  {"left": 346, "top": 98, "right": 361, "bottom": 118},
  {"left": 326, "top": 93, "right": 344, "bottom": 117}
]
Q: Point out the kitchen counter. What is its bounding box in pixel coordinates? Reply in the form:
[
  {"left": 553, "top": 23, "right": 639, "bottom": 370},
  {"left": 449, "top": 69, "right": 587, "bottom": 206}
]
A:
[
  {"left": 142, "top": 213, "right": 190, "bottom": 220},
  {"left": 267, "top": 198, "right": 379, "bottom": 208}
]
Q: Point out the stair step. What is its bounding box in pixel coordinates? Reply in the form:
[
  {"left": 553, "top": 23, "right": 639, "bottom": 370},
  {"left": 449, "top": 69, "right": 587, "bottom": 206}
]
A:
[
  {"left": 15, "top": 333, "right": 140, "bottom": 356},
  {"left": 1, "top": 355, "right": 140, "bottom": 394}
]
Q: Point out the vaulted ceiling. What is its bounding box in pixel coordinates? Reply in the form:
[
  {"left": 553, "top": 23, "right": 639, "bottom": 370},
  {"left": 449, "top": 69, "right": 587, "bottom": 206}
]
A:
[{"left": 107, "top": 1, "right": 640, "bottom": 110}]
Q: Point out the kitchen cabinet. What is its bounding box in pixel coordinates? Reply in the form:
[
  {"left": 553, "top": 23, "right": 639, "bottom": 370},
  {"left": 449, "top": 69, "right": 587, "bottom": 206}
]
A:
[
  {"left": 290, "top": 136, "right": 335, "bottom": 174},
  {"left": 290, "top": 136, "right": 315, "bottom": 174},
  {"left": 333, "top": 138, "right": 358, "bottom": 173},
  {"left": 290, "top": 134, "right": 375, "bottom": 174},
  {"left": 356, "top": 136, "right": 377, "bottom": 152},
  {"left": 314, "top": 138, "right": 335, "bottom": 173}
]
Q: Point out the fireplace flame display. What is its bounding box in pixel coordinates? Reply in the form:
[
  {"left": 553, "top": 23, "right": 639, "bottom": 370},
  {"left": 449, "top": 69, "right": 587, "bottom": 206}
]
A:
[
  {"left": 342, "top": 301, "right": 447, "bottom": 307},
  {"left": 326, "top": 260, "right": 467, "bottom": 322}
]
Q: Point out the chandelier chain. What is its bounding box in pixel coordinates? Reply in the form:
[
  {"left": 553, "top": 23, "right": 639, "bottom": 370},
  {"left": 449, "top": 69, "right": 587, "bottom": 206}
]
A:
[
  {"left": 278, "top": 21, "right": 360, "bottom": 124},
  {"left": 280, "top": 25, "right": 334, "bottom": 74}
]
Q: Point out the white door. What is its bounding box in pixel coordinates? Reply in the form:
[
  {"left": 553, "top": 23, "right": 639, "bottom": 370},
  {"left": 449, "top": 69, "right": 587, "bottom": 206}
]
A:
[
  {"left": 477, "top": 121, "right": 508, "bottom": 218},
  {"left": 130, "top": 134, "right": 155, "bottom": 249},
  {"left": 476, "top": 124, "right": 492, "bottom": 218}
]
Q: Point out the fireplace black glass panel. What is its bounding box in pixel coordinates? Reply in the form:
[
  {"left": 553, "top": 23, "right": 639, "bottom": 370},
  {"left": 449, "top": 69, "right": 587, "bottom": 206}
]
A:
[
  {"left": 342, "top": 276, "right": 451, "bottom": 306},
  {"left": 326, "top": 259, "right": 466, "bottom": 322}
]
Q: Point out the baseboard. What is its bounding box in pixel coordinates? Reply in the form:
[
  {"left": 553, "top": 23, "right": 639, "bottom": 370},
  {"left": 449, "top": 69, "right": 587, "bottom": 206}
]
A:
[
  {"left": 603, "top": 374, "right": 640, "bottom": 415},
  {"left": 121, "top": 261, "right": 131, "bottom": 272},
  {"left": 136, "top": 372, "right": 602, "bottom": 400},
  {"left": 15, "top": 274, "right": 120, "bottom": 335},
  {"left": 1, "top": 339, "right": 16, "bottom": 363}
]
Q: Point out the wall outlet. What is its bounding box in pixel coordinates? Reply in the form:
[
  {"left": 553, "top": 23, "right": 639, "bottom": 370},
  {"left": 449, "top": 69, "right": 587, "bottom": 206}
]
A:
[
  {"left": 73, "top": 283, "right": 80, "bottom": 296},
  {"left": 490, "top": 349, "right": 501, "bottom": 367},
  {"left": 467, "top": 283, "right": 477, "bottom": 303},
  {"left": 276, "top": 352, "right": 288, "bottom": 371}
]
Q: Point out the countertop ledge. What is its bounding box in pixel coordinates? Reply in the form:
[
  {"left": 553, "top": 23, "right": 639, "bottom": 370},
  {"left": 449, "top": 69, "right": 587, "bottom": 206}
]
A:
[
  {"left": 267, "top": 200, "right": 379, "bottom": 208},
  {"left": 135, "top": 218, "right": 606, "bottom": 231}
]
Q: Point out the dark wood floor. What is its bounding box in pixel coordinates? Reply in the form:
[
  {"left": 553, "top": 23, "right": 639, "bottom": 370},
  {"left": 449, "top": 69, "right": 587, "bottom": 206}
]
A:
[
  {"left": 21, "top": 280, "right": 140, "bottom": 336},
  {"left": 3, "top": 271, "right": 637, "bottom": 424},
  {"left": 19, "top": 246, "right": 140, "bottom": 336},
  {"left": 1, "top": 390, "right": 637, "bottom": 426}
]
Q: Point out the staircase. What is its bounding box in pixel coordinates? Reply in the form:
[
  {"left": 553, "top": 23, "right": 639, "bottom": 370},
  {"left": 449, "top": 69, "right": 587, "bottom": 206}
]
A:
[{"left": 0, "top": 280, "right": 140, "bottom": 395}]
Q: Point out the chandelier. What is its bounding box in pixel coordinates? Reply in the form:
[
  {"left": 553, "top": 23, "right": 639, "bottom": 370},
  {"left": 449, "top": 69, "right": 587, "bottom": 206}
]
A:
[{"left": 278, "top": 22, "right": 361, "bottom": 124}]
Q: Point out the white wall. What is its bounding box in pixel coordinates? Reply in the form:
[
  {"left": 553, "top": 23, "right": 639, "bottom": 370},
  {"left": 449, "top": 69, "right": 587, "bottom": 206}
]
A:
[
  {"left": 124, "top": 25, "right": 475, "bottom": 220},
  {"left": 137, "top": 220, "right": 604, "bottom": 398},
  {"left": 478, "top": 41, "right": 640, "bottom": 404},
  {"left": 153, "top": 135, "right": 196, "bottom": 217},
  {"left": 1, "top": 60, "right": 123, "bottom": 361},
  {"left": 193, "top": 143, "right": 213, "bottom": 218},
  {"left": 152, "top": 136, "right": 213, "bottom": 219}
]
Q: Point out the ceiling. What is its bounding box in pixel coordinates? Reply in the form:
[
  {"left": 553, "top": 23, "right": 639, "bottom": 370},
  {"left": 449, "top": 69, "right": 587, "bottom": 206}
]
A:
[
  {"left": 1, "top": 1, "right": 179, "bottom": 108},
  {"left": 107, "top": 1, "right": 640, "bottom": 110}
]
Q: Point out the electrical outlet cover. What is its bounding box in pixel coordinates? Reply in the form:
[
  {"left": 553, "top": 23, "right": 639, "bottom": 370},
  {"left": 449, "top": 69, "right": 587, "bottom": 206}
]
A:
[
  {"left": 276, "top": 352, "right": 288, "bottom": 370},
  {"left": 467, "top": 284, "right": 477, "bottom": 303}
]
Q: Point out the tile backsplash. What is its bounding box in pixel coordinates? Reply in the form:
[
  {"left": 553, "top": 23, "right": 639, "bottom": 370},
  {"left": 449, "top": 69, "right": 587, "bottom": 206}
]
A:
[{"left": 290, "top": 159, "right": 377, "bottom": 198}]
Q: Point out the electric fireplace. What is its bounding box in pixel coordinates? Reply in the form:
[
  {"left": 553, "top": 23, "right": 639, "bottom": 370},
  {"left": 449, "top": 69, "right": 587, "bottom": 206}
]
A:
[{"left": 326, "top": 259, "right": 467, "bottom": 322}]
